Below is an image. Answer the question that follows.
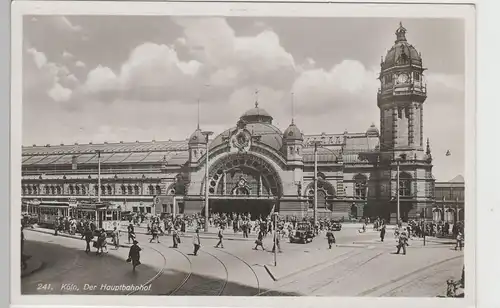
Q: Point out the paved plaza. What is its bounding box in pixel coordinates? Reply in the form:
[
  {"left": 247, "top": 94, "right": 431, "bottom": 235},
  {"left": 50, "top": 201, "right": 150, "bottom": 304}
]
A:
[{"left": 21, "top": 226, "right": 463, "bottom": 297}]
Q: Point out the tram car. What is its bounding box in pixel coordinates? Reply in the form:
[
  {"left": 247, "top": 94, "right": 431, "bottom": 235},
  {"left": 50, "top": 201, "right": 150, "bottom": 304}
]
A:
[
  {"left": 37, "top": 201, "right": 71, "bottom": 227},
  {"left": 77, "top": 202, "right": 123, "bottom": 237},
  {"left": 21, "top": 200, "right": 40, "bottom": 225}
]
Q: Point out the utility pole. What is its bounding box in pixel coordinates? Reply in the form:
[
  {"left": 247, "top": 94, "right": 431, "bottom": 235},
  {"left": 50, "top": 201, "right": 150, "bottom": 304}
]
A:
[
  {"left": 313, "top": 141, "right": 321, "bottom": 227},
  {"left": 96, "top": 150, "right": 101, "bottom": 203},
  {"left": 202, "top": 131, "right": 213, "bottom": 233}
]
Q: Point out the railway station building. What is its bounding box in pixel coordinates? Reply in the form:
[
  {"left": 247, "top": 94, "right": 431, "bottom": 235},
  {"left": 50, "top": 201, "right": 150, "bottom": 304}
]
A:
[{"left": 21, "top": 24, "right": 459, "bottom": 222}]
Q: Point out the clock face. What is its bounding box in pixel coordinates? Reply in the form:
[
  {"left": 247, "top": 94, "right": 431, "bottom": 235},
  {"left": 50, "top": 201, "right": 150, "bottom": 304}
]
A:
[{"left": 397, "top": 73, "right": 409, "bottom": 84}]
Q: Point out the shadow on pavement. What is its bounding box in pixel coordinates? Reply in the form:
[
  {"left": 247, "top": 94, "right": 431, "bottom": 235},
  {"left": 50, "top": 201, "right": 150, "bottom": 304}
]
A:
[{"left": 21, "top": 240, "right": 300, "bottom": 296}]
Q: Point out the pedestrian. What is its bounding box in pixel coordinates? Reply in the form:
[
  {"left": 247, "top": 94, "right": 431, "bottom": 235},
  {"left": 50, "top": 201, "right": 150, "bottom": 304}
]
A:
[
  {"left": 254, "top": 230, "right": 265, "bottom": 250},
  {"left": 112, "top": 226, "right": 120, "bottom": 249},
  {"left": 54, "top": 218, "right": 59, "bottom": 236},
  {"left": 97, "top": 229, "right": 108, "bottom": 255},
  {"left": 396, "top": 228, "right": 409, "bottom": 255},
  {"left": 127, "top": 240, "right": 142, "bottom": 272},
  {"left": 149, "top": 224, "right": 160, "bottom": 243},
  {"left": 380, "top": 224, "right": 386, "bottom": 242},
  {"left": 455, "top": 232, "right": 463, "bottom": 251},
  {"left": 215, "top": 226, "right": 224, "bottom": 248},
  {"left": 127, "top": 223, "right": 135, "bottom": 244},
  {"left": 192, "top": 229, "right": 201, "bottom": 256},
  {"left": 272, "top": 231, "right": 282, "bottom": 253},
  {"left": 84, "top": 227, "right": 94, "bottom": 254},
  {"left": 172, "top": 228, "right": 180, "bottom": 248},
  {"left": 326, "top": 228, "right": 336, "bottom": 249}
]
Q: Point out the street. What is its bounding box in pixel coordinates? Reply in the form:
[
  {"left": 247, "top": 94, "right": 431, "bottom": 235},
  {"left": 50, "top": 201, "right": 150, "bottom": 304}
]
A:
[{"left": 21, "top": 226, "right": 464, "bottom": 297}]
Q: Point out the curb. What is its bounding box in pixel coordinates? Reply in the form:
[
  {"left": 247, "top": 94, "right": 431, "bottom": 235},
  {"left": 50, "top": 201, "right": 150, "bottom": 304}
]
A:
[
  {"left": 263, "top": 265, "right": 279, "bottom": 281},
  {"left": 336, "top": 244, "right": 368, "bottom": 248},
  {"left": 21, "top": 258, "right": 45, "bottom": 278}
]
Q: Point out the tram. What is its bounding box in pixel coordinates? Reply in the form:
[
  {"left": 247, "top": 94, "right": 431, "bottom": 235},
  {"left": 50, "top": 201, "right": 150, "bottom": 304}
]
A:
[
  {"left": 37, "top": 201, "right": 71, "bottom": 227},
  {"left": 77, "top": 202, "right": 123, "bottom": 236}
]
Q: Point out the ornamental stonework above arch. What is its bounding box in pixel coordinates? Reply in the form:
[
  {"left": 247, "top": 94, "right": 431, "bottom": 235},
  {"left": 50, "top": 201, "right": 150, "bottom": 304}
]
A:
[{"left": 203, "top": 153, "right": 283, "bottom": 197}]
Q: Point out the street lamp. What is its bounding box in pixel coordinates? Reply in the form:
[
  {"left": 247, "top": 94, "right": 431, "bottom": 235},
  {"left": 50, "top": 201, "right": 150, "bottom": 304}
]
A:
[
  {"left": 96, "top": 150, "right": 101, "bottom": 203},
  {"left": 201, "top": 131, "right": 213, "bottom": 233},
  {"left": 394, "top": 153, "right": 406, "bottom": 224},
  {"left": 312, "top": 141, "right": 322, "bottom": 227}
]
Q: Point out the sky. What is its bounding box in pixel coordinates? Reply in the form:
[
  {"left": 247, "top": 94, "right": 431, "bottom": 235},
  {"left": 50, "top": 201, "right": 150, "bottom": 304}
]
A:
[{"left": 22, "top": 16, "right": 465, "bottom": 181}]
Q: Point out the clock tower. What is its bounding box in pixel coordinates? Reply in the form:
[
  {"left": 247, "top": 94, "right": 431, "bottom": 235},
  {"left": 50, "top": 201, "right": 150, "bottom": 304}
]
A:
[
  {"left": 376, "top": 23, "right": 434, "bottom": 222},
  {"left": 378, "top": 22, "right": 427, "bottom": 158}
]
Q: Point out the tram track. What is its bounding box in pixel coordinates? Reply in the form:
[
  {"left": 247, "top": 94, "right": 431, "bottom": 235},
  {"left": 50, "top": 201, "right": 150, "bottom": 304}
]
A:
[
  {"left": 126, "top": 242, "right": 168, "bottom": 295},
  {"left": 357, "top": 255, "right": 464, "bottom": 297},
  {"left": 215, "top": 248, "right": 261, "bottom": 295}
]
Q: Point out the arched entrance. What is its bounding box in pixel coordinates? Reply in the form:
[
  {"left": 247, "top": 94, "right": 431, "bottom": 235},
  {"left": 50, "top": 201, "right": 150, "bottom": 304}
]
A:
[{"left": 204, "top": 153, "right": 283, "bottom": 220}]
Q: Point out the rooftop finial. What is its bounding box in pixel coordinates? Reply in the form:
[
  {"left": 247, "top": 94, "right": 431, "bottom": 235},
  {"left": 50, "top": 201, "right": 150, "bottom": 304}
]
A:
[
  {"left": 291, "top": 92, "right": 295, "bottom": 124},
  {"left": 395, "top": 21, "right": 407, "bottom": 43},
  {"left": 197, "top": 98, "right": 200, "bottom": 130},
  {"left": 255, "top": 89, "right": 259, "bottom": 108},
  {"left": 426, "top": 138, "right": 431, "bottom": 155}
]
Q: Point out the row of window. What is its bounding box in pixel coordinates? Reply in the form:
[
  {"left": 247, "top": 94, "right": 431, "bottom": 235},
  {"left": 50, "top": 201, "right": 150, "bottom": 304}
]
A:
[
  {"left": 132, "top": 206, "right": 152, "bottom": 214},
  {"left": 22, "top": 184, "right": 162, "bottom": 196}
]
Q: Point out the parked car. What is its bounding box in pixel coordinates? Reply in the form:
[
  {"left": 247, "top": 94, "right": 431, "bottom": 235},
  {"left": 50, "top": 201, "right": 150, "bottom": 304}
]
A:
[
  {"left": 331, "top": 220, "right": 342, "bottom": 231},
  {"left": 289, "top": 222, "right": 315, "bottom": 244}
]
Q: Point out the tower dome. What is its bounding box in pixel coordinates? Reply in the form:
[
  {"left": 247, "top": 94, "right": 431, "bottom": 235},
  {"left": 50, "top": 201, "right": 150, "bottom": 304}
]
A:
[
  {"left": 381, "top": 22, "right": 422, "bottom": 70},
  {"left": 283, "top": 122, "right": 303, "bottom": 141},
  {"left": 240, "top": 102, "right": 273, "bottom": 124},
  {"left": 366, "top": 123, "right": 380, "bottom": 137},
  {"left": 188, "top": 128, "right": 206, "bottom": 145}
]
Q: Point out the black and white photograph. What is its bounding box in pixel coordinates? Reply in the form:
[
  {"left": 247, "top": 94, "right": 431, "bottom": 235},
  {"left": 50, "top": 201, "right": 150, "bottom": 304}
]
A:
[{"left": 11, "top": 2, "right": 475, "bottom": 306}]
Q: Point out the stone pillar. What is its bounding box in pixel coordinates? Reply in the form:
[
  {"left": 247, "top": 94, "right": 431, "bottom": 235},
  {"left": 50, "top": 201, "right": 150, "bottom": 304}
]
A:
[
  {"left": 392, "top": 106, "right": 398, "bottom": 148},
  {"left": 408, "top": 104, "right": 415, "bottom": 146}
]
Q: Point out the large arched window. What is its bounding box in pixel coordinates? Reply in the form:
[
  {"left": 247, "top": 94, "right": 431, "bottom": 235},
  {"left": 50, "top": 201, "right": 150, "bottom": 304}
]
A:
[
  {"left": 68, "top": 185, "right": 74, "bottom": 195},
  {"left": 399, "top": 172, "right": 412, "bottom": 197},
  {"left": 306, "top": 179, "right": 335, "bottom": 210},
  {"left": 354, "top": 174, "right": 368, "bottom": 199},
  {"left": 101, "top": 185, "right": 106, "bottom": 195},
  {"left": 148, "top": 185, "right": 154, "bottom": 195}
]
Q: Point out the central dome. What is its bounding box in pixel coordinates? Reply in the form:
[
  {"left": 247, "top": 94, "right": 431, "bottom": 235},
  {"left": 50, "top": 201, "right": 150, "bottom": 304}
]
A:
[{"left": 240, "top": 102, "right": 273, "bottom": 124}]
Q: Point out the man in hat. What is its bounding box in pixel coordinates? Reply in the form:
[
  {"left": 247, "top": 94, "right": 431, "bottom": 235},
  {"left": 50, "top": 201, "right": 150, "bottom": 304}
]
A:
[
  {"left": 326, "top": 227, "right": 336, "bottom": 249},
  {"left": 396, "top": 228, "right": 409, "bottom": 255},
  {"left": 127, "top": 223, "right": 135, "bottom": 244},
  {"left": 192, "top": 229, "right": 201, "bottom": 256},
  {"left": 128, "top": 240, "right": 142, "bottom": 272}
]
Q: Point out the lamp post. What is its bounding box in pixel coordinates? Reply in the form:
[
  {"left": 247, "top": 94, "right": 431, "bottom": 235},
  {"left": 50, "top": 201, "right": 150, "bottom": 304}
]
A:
[
  {"left": 313, "top": 141, "right": 321, "bottom": 227},
  {"left": 96, "top": 150, "right": 101, "bottom": 203},
  {"left": 202, "top": 131, "right": 213, "bottom": 233}
]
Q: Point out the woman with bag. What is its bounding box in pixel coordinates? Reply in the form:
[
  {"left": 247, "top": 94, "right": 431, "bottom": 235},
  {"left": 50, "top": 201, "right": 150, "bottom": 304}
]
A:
[
  {"left": 127, "top": 240, "right": 142, "bottom": 271},
  {"left": 172, "top": 228, "right": 180, "bottom": 248},
  {"left": 253, "top": 230, "right": 265, "bottom": 250}
]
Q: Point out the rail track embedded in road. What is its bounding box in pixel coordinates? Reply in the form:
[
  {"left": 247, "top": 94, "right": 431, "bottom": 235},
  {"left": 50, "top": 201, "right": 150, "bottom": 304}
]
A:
[
  {"left": 214, "top": 248, "right": 261, "bottom": 295},
  {"left": 199, "top": 249, "right": 229, "bottom": 295},
  {"left": 166, "top": 247, "right": 193, "bottom": 295},
  {"left": 357, "top": 255, "right": 464, "bottom": 297},
  {"left": 126, "top": 243, "right": 167, "bottom": 295}
]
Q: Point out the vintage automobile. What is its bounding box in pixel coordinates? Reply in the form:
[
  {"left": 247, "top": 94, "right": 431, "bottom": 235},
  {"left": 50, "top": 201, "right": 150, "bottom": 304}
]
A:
[
  {"left": 331, "top": 220, "right": 342, "bottom": 231},
  {"left": 289, "top": 222, "right": 315, "bottom": 244}
]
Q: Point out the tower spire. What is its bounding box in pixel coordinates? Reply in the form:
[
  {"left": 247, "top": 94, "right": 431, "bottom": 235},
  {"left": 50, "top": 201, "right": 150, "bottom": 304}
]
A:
[
  {"left": 291, "top": 92, "right": 295, "bottom": 124},
  {"left": 197, "top": 98, "right": 200, "bottom": 130},
  {"left": 395, "top": 21, "right": 407, "bottom": 43},
  {"left": 255, "top": 89, "right": 259, "bottom": 108},
  {"left": 426, "top": 138, "right": 431, "bottom": 155}
]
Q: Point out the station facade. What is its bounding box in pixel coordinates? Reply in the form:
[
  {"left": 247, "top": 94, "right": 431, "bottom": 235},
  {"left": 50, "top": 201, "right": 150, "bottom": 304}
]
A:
[{"left": 21, "top": 24, "right": 455, "bottom": 222}]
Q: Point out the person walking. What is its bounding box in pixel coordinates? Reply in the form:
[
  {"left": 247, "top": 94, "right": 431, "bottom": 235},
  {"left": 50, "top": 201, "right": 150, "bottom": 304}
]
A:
[
  {"left": 149, "top": 224, "right": 160, "bottom": 243},
  {"left": 192, "top": 229, "right": 201, "bottom": 256},
  {"left": 396, "top": 228, "right": 409, "bottom": 255},
  {"left": 97, "top": 229, "right": 108, "bottom": 255},
  {"left": 127, "top": 240, "right": 142, "bottom": 272},
  {"left": 254, "top": 230, "right": 265, "bottom": 250},
  {"left": 380, "top": 224, "right": 386, "bottom": 242},
  {"left": 127, "top": 223, "right": 135, "bottom": 244},
  {"left": 112, "top": 226, "right": 120, "bottom": 249},
  {"left": 326, "top": 228, "right": 336, "bottom": 249},
  {"left": 215, "top": 226, "right": 224, "bottom": 248},
  {"left": 455, "top": 231, "right": 463, "bottom": 251},
  {"left": 84, "top": 227, "right": 94, "bottom": 254},
  {"left": 272, "top": 231, "right": 282, "bottom": 253},
  {"left": 54, "top": 218, "right": 60, "bottom": 236},
  {"left": 172, "top": 228, "right": 180, "bottom": 248}
]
